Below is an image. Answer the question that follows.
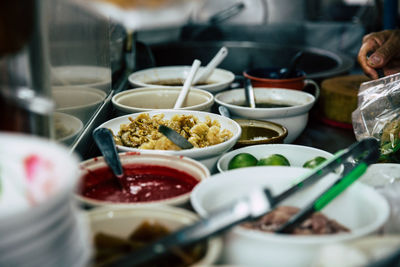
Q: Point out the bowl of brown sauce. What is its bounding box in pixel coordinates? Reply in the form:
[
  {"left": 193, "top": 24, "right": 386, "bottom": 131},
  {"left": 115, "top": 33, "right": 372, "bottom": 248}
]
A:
[
  {"left": 215, "top": 87, "right": 316, "bottom": 143},
  {"left": 233, "top": 119, "right": 287, "bottom": 148},
  {"left": 86, "top": 205, "right": 223, "bottom": 267},
  {"left": 128, "top": 66, "right": 235, "bottom": 94}
]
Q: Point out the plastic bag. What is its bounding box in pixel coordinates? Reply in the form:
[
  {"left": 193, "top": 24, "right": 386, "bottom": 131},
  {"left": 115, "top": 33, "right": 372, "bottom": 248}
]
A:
[{"left": 352, "top": 72, "right": 400, "bottom": 163}]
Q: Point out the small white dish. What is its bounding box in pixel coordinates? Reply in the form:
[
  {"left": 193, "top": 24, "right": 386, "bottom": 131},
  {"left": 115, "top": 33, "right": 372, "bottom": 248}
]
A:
[
  {"left": 128, "top": 66, "right": 235, "bottom": 94},
  {"left": 53, "top": 112, "right": 83, "bottom": 146},
  {"left": 51, "top": 65, "right": 111, "bottom": 91},
  {"left": 53, "top": 86, "right": 107, "bottom": 124},
  {"left": 217, "top": 144, "right": 334, "bottom": 173},
  {"left": 215, "top": 87, "right": 316, "bottom": 143},
  {"left": 112, "top": 87, "right": 214, "bottom": 116}
]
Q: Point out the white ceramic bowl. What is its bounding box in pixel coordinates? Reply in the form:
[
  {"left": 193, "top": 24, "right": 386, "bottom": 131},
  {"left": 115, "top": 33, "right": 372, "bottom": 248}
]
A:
[
  {"left": 215, "top": 88, "right": 316, "bottom": 143},
  {"left": 217, "top": 144, "right": 334, "bottom": 173},
  {"left": 128, "top": 66, "right": 235, "bottom": 94},
  {"left": 97, "top": 110, "right": 242, "bottom": 172},
  {"left": 77, "top": 152, "right": 210, "bottom": 207},
  {"left": 85, "top": 205, "right": 223, "bottom": 266},
  {"left": 0, "top": 133, "right": 89, "bottom": 266},
  {"left": 53, "top": 112, "right": 83, "bottom": 146},
  {"left": 359, "top": 163, "right": 400, "bottom": 234},
  {"left": 112, "top": 87, "right": 214, "bottom": 116},
  {"left": 53, "top": 86, "right": 107, "bottom": 124},
  {"left": 359, "top": 163, "right": 400, "bottom": 188},
  {"left": 190, "top": 166, "right": 390, "bottom": 267},
  {"left": 51, "top": 65, "right": 111, "bottom": 91},
  {"left": 313, "top": 235, "right": 400, "bottom": 266},
  {"left": 0, "top": 133, "right": 80, "bottom": 219}
]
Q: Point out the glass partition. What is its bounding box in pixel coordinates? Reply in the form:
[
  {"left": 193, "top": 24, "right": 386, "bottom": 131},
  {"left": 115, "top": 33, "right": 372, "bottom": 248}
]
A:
[{"left": 47, "top": 0, "right": 111, "bottom": 146}]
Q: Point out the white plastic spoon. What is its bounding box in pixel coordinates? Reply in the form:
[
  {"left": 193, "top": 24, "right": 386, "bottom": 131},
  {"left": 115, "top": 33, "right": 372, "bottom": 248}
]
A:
[
  {"left": 193, "top": 46, "right": 228, "bottom": 85},
  {"left": 174, "top": 59, "right": 201, "bottom": 109}
]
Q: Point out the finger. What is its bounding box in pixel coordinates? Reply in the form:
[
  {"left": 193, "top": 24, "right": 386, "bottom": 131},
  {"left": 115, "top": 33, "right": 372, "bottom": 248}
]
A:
[
  {"left": 368, "top": 31, "right": 400, "bottom": 68},
  {"left": 358, "top": 41, "right": 380, "bottom": 78}
]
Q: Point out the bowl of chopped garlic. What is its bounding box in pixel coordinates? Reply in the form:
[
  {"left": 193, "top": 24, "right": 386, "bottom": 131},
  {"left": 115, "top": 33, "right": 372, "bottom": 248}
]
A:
[{"left": 97, "top": 110, "right": 242, "bottom": 173}]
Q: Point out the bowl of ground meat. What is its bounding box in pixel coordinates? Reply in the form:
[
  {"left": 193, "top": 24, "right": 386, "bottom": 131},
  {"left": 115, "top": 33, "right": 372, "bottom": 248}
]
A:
[{"left": 190, "top": 166, "right": 390, "bottom": 267}]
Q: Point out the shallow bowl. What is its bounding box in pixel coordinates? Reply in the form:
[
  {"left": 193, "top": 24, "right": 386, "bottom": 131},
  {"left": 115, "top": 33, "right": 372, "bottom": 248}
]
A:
[
  {"left": 53, "top": 86, "right": 107, "bottom": 124},
  {"left": 215, "top": 87, "right": 316, "bottom": 143},
  {"left": 233, "top": 119, "right": 288, "bottom": 148},
  {"left": 128, "top": 66, "right": 235, "bottom": 94},
  {"left": 51, "top": 65, "right": 111, "bottom": 91},
  {"left": 190, "top": 166, "right": 390, "bottom": 267},
  {"left": 53, "top": 112, "right": 83, "bottom": 146},
  {"left": 112, "top": 87, "right": 214, "bottom": 116}
]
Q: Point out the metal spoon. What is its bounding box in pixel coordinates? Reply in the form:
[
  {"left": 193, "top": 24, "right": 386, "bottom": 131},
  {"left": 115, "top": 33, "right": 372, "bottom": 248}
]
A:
[
  {"left": 158, "top": 125, "right": 194, "bottom": 149},
  {"left": 244, "top": 78, "right": 256, "bottom": 108},
  {"left": 92, "top": 128, "right": 124, "bottom": 188}
]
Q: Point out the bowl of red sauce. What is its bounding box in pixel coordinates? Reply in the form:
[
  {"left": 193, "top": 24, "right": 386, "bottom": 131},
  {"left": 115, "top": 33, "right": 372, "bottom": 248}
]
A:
[{"left": 77, "top": 152, "right": 210, "bottom": 207}]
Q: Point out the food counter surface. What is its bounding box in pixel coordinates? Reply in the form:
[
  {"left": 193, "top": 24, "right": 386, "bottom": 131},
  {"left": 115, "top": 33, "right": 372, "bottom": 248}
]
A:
[{"left": 294, "top": 112, "right": 356, "bottom": 154}]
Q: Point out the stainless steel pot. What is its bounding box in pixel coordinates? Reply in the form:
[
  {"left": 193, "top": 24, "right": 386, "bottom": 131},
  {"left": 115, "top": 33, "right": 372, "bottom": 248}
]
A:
[{"left": 148, "top": 41, "right": 354, "bottom": 81}]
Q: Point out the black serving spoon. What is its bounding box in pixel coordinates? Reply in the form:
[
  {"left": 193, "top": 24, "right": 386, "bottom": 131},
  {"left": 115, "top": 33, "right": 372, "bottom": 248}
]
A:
[{"left": 280, "top": 51, "right": 304, "bottom": 79}]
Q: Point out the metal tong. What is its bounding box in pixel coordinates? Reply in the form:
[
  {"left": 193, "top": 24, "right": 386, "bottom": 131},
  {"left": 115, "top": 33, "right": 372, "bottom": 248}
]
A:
[{"left": 108, "top": 138, "right": 380, "bottom": 267}]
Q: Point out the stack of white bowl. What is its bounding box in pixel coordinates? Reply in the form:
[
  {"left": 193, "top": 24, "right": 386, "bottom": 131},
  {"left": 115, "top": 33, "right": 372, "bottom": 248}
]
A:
[{"left": 0, "top": 133, "right": 90, "bottom": 267}]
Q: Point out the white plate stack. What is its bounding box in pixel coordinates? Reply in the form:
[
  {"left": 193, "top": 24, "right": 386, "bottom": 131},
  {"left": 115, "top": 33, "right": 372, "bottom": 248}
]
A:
[{"left": 0, "top": 133, "right": 90, "bottom": 267}]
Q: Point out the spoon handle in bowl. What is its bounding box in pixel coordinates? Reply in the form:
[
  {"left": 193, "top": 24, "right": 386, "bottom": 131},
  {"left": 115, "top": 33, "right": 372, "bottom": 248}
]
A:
[
  {"left": 93, "top": 128, "right": 124, "bottom": 179},
  {"left": 244, "top": 78, "right": 256, "bottom": 108},
  {"left": 158, "top": 125, "right": 194, "bottom": 149},
  {"left": 174, "top": 59, "right": 201, "bottom": 109},
  {"left": 194, "top": 46, "right": 228, "bottom": 84}
]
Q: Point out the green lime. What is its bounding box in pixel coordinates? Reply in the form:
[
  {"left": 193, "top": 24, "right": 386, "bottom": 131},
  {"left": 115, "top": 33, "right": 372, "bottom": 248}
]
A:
[
  {"left": 257, "top": 154, "right": 290, "bottom": 166},
  {"left": 303, "top": 156, "right": 327, "bottom": 169},
  {"left": 228, "top": 153, "right": 258, "bottom": 170}
]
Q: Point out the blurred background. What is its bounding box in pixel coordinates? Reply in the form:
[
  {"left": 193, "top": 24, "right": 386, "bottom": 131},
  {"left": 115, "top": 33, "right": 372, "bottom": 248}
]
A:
[
  {"left": 0, "top": 0, "right": 396, "bottom": 157},
  {"left": 1, "top": 1, "right": 400, "bottom": 267}
]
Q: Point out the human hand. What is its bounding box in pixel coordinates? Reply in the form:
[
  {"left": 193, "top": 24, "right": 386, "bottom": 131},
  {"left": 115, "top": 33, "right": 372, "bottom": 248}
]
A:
[{"left": 358, "top": 30, "right": 400, "bottom": 79}]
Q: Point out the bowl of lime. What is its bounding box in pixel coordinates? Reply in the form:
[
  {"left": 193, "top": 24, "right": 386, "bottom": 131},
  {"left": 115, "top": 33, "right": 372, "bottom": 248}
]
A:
[{"left": 218, "top": 144, "right": 334, "bottom": 172}]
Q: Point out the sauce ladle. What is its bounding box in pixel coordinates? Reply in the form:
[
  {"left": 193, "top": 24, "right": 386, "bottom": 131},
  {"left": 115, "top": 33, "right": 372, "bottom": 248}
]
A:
[
  {"left": 93, "top": 128, "right": 125, "bottom": 188},
  {"left": 279, "top": 51, "right": 304, "bottom": 79}
]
